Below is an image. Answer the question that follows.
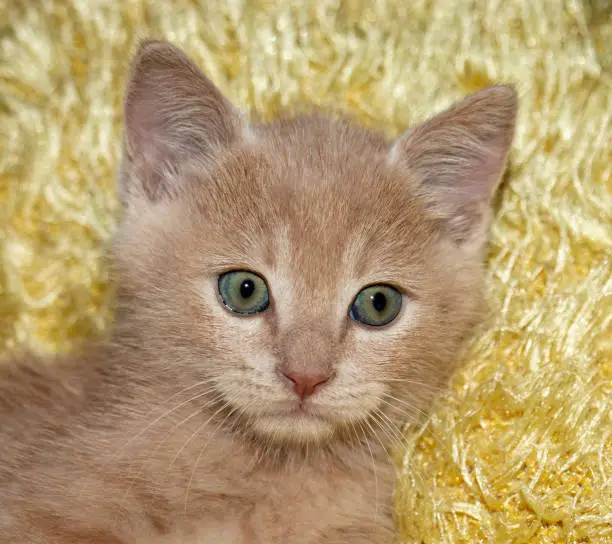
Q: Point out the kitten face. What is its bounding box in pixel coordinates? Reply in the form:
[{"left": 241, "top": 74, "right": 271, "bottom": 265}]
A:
[{"left": 114, "top": 41, "right": 516, "bottom": 447}]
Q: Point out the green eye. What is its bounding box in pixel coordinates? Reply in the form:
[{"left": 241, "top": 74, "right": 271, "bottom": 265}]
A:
[
  {"left": 218, "top": 270, "right": 270, "bottom": 314},
  {"left": 349, "top": 284, "right": 402, "bottom": 327}
]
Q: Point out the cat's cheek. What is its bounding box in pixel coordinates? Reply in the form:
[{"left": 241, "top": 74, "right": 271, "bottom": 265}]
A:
[
  {"left": 326, "top": 359, "right": 387, "bottom": 417},
  {"left": 211, "top": 352, "right": 287, "bottom": 408},
  {"left": 190, "top": 277, "right": 275, "bottom": 344},
  {"left": 329, "top": 312, "right": 426, "bottom": 423},
  {"left": 344, "top": 301, "right": 422, "bottom": 375}
]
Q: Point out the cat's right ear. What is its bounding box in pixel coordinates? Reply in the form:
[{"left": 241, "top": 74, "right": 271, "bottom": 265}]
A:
[{"left": 120, "top": 40, "right": 245, "bottom": 206}]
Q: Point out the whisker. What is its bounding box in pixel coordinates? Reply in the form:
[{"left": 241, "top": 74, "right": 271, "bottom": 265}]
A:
[
  {"left": 356, "top": 419, "right": 379, "bottom": 524},
  {"left": 375, "top": 377, "right": 441, "bottom": 390},
  {"left": 347, "top": 419, "right": 364, "bottom": 450},
  {"left": 378, "top": 395, "right": 454, "bottom": 460},
  {"left": 170, "top": 396, "right": 232, "bottom": 468},
  {"left": 77, "top": 382, "right": 221, "bottom": 504},
  {"left": 380, "top": 392, "right": 431, "bottom": 420},
  {"left": 183, "top": 398, "right": 241, "bottom": 513},
  {"left": 363, "top": 416, "right": 395, "bottom": 468},
  {"left": 377, "top": 396, "right": 422, "bottom": 424},
  {"left": 370, "top": 410, "right": 429, "bottom": 493},
  {"left": 118, "top": 393, "right": 226, "bottom": 504},
  {"left": 371, "top": 409, "right": 407, "bottom": 454},
  {"left": 346, "top": 419, "right": 374, "bottom": 497},
  {"left": 112, "top": 384, "right": 220, "bottom": 461}
]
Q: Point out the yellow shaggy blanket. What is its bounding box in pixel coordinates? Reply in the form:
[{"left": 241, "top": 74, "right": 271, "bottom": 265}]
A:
[{"left": 1, "top": 1, "right": 610, "bottom": 542}]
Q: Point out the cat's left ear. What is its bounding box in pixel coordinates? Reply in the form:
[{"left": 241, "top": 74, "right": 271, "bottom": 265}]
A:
[
  {"left": 120, "top": 40, "right": 245, "bottom": 205},
  {"left": 389, "top": 86, "right": 517, "bottom": 246}
]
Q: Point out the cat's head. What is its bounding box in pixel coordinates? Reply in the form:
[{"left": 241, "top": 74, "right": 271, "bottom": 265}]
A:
[{"left": 113, "top": 41, "right": 516, "bottom": 447}]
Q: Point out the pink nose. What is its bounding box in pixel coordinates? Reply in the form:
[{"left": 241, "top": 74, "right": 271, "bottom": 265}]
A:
[{"left": 280, "top": 370, "right": 331, "bottom": 399}]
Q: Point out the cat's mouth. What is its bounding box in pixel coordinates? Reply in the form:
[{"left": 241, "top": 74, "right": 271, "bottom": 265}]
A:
[
  {"left": 269, "top": 398, "right": 331, "bottom": 419},
  {"left": 288, "top": 401, "right": 318, "bottom": 415}
]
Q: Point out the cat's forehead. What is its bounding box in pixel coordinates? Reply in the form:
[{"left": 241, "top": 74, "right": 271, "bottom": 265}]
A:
[
  {"left": 205, "top": 115, "right": 413, "bottom": 218},
  {"left": 187, "top": 118, "right": 436, "bottom": 286},
  {"left": 260, "top": 114, "right": 390, "bottom": 160}
]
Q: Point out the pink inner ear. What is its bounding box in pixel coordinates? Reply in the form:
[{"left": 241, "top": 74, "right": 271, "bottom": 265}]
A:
[
  {"left": 121, "top": 41, "right": 242, "bottom": 203},
  {"left": 453, "top": 143, "right": 508, "bottom": 203},
  {"left": 389, "top": 86, "right": 517, "bottom": 241},
  {"left": 125, "top": 97, "right": 167, "bottom": 163},
  {"left": 415, "top": 139, "right": 510, "bottom": 242}
]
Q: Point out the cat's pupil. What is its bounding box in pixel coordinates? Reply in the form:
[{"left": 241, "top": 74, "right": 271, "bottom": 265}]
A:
[
  {"left": 240, "top": 279, "right": 255, "bottom": 299},
  {"left": 371, "top": 292, "right": 387, "bottom": 312}
]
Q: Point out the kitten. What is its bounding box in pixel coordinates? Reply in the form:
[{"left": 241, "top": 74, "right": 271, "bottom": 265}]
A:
[{"left": 0, "top": 40, "right": 516, "bottom": 543}]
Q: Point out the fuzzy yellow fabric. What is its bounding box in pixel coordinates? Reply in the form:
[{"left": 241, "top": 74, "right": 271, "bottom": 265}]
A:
[{"left": 1, "top": 0, "right": 610, "bottom": 542}]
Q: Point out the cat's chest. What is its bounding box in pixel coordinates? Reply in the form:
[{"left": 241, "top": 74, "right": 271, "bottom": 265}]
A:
[
  {"left": 134, "top": 445, "right": 394, "bottom": 544},
  {"left": 112, "top": 413, "right": 395, "bottom": 543}
]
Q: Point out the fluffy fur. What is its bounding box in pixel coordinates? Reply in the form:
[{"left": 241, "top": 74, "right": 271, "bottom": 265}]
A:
[{"left": 0, "top": 41, "right": 516, "bottom": 543}]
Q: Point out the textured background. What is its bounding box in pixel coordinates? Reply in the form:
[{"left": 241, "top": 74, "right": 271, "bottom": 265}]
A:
[{"left": 0, "top": 0, "right": 611, "bottom": 542}]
